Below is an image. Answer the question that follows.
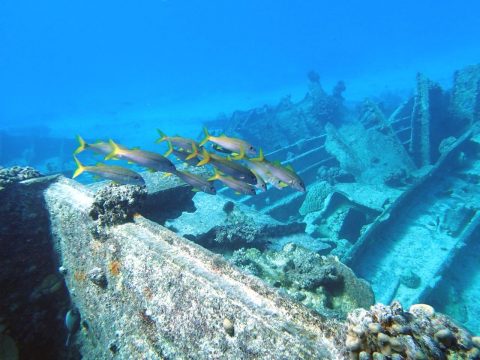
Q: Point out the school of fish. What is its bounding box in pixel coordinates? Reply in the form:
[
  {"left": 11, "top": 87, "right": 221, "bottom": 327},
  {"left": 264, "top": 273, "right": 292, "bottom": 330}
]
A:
[{"left": 72, "top": 127, "right": 306, "bottom": 195}]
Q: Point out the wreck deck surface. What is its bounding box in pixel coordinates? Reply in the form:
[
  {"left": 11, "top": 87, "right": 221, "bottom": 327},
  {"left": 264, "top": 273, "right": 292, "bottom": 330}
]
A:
[{"left": 44, "top": 177, "right": 346, "bottom": 359}]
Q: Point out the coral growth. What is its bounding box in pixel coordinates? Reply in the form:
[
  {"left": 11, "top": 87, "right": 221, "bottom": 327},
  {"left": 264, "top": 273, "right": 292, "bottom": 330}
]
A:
[
  {"left": 89, "top": 183, "right": 147, "bottom": 227},
  {"left": 214, "top": 210, "right": 261, "bottom": 246},
  {"left": 298, "top": 181, "right": 333, "bottom": 215},
  {"left": 230, "top": 243, "right": 374, "bottom": 318},
  {"left": 346, "top": 301, "right": 480, "bottom": 359},
  {"left": 0, "top": 166, "right": 42, "bottom": 187}
]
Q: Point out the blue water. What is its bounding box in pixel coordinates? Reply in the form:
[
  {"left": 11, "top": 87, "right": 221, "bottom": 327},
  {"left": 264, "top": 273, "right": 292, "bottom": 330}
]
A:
[
  {"left": 1, "top": 0, "right": 479, "bottom": 144},
  {"left": 1, "top": 0, "right": 480, "bottom": 347}
]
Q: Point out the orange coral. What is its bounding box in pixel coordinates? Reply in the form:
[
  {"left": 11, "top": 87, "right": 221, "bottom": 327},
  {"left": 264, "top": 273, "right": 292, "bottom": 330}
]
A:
[{"left": 108, "top": 260, "right": 121, "bottom": 276}]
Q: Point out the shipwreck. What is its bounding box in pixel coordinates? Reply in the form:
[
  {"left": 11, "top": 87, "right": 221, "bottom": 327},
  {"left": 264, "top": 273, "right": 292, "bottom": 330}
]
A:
[{"left": 1, "top": 65, "right": 480, "bottom": 359}]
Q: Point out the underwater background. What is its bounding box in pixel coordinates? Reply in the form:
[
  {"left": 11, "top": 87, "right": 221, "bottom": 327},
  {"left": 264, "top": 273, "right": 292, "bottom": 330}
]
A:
[
  {"left": 2, "top": 1, "right": 480, "bottom": 359},
  {"left": 1, "top": 0, "right": 480, "bottom": 168}
]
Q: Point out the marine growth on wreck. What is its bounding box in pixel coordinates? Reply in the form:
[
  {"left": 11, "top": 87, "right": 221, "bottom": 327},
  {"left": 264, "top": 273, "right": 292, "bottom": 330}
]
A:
[{"left": 1, "top": 2, "right": 480, "bottom": 359}]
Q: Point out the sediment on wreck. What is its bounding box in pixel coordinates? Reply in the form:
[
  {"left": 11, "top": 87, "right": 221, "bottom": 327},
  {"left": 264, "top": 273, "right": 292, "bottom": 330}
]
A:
[{"left": 41, "top": 176, "right": 347, "bottom": 359}]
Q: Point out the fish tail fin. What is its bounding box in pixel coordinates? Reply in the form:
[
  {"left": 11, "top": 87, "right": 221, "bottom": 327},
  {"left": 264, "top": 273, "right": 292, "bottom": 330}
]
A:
[
  {"left": 196, "top": 148, "right": 211, "bottom": 166},
  {"left": 155, "top": 129, "right": 168, "bottom": 144},
  {"left": 207, "top": 168, "right": 221, "bottom": 182},
  {"left": 72, "top": 156, "right": 85, "bottom": 178},
  {"left": 199, "top": 127, "right": 210, "bottom": 147},
  {"left": 74, "top": 135, "right": 87, "bottom": 155},
  {"left": 105, "top": 139, "right": 120, "bottom": 160},
  {"left": 164, "top": 141, "right": 174, "bottom": 157},
  {"left": 251, "top": 148, "right": 264, "bottom": 162},
  {"left": 186, "top": 143, "right": 198, "bottom": 160}
]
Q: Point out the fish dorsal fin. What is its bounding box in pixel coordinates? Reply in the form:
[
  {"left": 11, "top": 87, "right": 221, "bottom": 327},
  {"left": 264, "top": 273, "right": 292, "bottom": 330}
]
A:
[
  {"left": 258, "top": 148, "right": 265, "bottom": 161},
  {"left": 96, "top": 162, "right": 106, "bottom": 167},
  {"left": 286, "top": 164, "right": 294, "bottom": 171}
]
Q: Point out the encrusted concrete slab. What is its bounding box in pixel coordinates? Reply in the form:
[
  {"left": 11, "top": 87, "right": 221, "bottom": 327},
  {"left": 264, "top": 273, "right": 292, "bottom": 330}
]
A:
[{"left": 44, "top": 177, "right": 346, "bottom": 359}]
